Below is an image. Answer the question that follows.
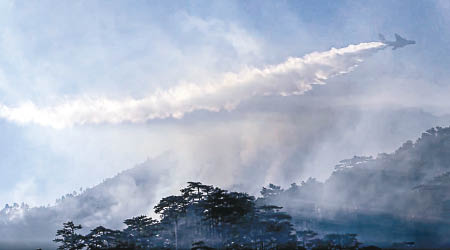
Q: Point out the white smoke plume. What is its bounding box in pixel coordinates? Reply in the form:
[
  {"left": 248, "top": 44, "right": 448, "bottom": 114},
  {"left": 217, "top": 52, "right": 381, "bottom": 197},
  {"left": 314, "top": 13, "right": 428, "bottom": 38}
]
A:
[{"left": 0, "top": 42, "right": 385, "bottom": 129}]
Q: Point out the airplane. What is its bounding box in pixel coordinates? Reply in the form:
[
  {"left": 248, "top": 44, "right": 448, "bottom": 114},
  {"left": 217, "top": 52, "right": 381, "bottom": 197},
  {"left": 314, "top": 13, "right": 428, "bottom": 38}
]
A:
[{"left": 378, "top": 33, "right": 415, "bottom": 50}]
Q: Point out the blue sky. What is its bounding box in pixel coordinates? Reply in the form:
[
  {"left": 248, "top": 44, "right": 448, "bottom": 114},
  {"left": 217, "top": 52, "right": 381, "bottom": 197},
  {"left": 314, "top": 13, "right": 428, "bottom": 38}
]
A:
[{"left": 0, "top": 0, "right": 450, "bottom": 206}]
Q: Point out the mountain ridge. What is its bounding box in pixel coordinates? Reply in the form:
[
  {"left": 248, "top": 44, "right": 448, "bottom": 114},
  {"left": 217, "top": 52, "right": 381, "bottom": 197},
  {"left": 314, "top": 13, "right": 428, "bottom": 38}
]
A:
[{"left": 2, "top": 125, "right": 450, "bottom": 248}]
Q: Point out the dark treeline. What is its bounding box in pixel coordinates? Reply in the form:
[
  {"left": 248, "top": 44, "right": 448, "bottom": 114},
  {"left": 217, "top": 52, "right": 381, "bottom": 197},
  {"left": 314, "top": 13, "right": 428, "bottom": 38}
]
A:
[{"left": 54, "top": 182, "right": 366, "bottom": 250}]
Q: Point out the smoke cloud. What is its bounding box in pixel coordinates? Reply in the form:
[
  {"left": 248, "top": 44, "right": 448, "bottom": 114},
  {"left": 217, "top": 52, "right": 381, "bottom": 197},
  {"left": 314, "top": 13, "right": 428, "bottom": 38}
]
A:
[{"left": 0, "top": 42, "right": 385, "bottom": 129}]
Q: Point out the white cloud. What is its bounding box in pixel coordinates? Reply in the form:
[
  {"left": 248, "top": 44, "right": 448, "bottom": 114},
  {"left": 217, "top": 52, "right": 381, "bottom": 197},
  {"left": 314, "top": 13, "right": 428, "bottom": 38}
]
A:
[
  {"left": 180, "top": 13, "right": 261, "bottom": 57},
  {"left": 0, "top": 42, "right": 385, "bottom": 129}
]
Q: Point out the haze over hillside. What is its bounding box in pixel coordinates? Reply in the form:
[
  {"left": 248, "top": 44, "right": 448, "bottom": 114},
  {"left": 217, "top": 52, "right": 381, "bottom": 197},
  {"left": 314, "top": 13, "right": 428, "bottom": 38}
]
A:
[
  {"left": 261, "top": 126, "right": 450, "bottom": 247},
  {"left": 3, "top": 122, "right": 450, "bottom": 248}
]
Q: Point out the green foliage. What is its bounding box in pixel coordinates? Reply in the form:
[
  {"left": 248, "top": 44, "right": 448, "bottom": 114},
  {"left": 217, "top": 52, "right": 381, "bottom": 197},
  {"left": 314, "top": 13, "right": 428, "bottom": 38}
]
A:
[
  {"left": 260, "top": 184, "right": 283, "bottom": 199},
  {"left": 85, "top": 226, "right": 122, "bottom": 249},
  {"left": 55, "top": 182, "right": 365, "bottom": 249},
  {"left": 54, "top": 221, "right": 85, "bottom": 250}
]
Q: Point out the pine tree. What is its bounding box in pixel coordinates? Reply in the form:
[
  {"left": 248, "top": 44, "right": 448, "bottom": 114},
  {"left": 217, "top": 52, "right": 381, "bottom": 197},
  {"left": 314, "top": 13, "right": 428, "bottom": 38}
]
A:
[
  {"left": 123, "top": 215, "right": 160, "bottom": 248},
  {"left": 154, "top": 195, "right": 187, "bottom": 250},
  {"left": 54, "top": 221, "right": 85, "bottom": 250}
]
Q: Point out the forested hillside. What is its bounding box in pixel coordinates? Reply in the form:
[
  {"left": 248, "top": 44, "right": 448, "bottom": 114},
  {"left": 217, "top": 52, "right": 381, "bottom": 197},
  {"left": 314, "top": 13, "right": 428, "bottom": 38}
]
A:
[
  {"left": 54, "top": 127, "right": 450, "bottom": 249},
  {"left": 2, "top": 126, "right": 450, "bottom": 249},
  {"left": 0, "top": 153, "right": 174, "bottom": 248},
  {"left": 259, "top": 126, "right": 450, "bottom": 247}
]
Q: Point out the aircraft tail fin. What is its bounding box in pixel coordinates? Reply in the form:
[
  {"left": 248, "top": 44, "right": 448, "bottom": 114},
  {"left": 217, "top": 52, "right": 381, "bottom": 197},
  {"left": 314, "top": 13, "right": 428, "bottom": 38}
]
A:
[
  {"left": 378, "top": 34, "right": 386, "bottom": 42},
  {"left": 395, "top": 33, "right": 405, "bottom": 42}
]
